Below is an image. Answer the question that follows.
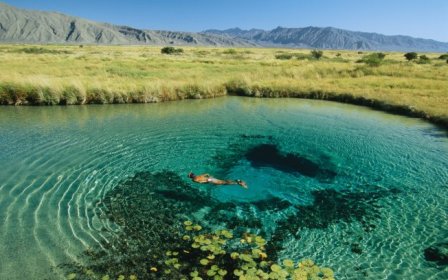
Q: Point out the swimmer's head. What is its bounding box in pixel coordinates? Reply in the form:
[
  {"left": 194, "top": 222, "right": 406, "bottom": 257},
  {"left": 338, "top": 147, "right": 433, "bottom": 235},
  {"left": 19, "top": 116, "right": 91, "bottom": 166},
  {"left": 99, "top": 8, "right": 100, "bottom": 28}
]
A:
[{"left": 188, "top": 172, "right": 195, "bottom": 178}]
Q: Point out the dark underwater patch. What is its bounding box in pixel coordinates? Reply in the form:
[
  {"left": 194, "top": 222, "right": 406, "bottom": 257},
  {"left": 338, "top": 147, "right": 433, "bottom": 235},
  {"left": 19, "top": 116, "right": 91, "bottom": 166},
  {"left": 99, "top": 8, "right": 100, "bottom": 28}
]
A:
[
  {"left": 424, "top": 242, "right": 448, "bottom": 266},
  {"left": 212, "top": 135, "right": 337, "bottom": 182},
  {"left": 58, "top": 170, "right": 399, "bottom": 278},
  {"left": 278, "top": 188, "right": 398, "bottom": 233},
  {"left": 267, "top": 187, "right": 400, "bottom": 257},
  {"left": 245, "top": 144, "right": 337, "bottom": 179},
  {"left": 58, "top": 171, "right": 212, "bottom": 279}
]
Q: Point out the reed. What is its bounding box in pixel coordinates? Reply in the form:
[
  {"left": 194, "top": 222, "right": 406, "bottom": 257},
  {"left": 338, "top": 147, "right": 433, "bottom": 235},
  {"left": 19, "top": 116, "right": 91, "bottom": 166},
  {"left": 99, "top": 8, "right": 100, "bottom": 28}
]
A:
[{"left": 0, "top": 44, "right": 447, "bottom": 128}]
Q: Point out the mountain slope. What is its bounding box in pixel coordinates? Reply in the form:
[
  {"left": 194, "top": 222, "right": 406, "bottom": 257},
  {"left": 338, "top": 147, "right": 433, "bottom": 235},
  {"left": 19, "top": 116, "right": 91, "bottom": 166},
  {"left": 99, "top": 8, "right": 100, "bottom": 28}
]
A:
[
  {"left": 0, "top": 2, "right": 256, "bottom": 46},
  {"left": 203, "top": 26, "right": 448, "bottom": 52},
  {"left": 1, "top": 2, "right": 447, "bottom": 52}
]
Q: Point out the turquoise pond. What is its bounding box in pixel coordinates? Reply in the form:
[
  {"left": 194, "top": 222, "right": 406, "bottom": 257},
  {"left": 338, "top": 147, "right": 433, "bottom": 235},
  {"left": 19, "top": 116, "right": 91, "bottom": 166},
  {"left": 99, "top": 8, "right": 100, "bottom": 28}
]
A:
[{"left": 0, "top": 97, "right": 447, "bottom": 279}]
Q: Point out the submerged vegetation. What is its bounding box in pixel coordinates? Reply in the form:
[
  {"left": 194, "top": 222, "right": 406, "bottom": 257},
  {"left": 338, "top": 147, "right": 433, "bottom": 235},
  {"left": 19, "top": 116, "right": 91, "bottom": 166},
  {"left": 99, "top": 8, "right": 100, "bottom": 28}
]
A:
[
  {"left": 0, "top": 44, "right": 447, "bottom": 128},
  {"left": 58, "top": 135, "right": 401, "bottom": 279},
  {"left": 58, "top": 170, "right": 335, "bottom": 279}
]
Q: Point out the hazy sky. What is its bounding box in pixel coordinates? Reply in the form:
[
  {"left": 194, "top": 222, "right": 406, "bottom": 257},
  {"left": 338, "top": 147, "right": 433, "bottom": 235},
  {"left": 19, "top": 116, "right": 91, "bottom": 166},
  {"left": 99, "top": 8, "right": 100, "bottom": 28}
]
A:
[{"left": 3, "top": 0, "right": 448, "bottom": 42}]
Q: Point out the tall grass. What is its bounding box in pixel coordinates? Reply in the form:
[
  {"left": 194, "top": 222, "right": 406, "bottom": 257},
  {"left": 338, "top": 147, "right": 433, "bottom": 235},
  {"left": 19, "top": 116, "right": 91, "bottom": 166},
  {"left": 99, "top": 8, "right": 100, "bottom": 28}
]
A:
[{"left": 0, "top": 44, "right": 447, "bottom": 128}]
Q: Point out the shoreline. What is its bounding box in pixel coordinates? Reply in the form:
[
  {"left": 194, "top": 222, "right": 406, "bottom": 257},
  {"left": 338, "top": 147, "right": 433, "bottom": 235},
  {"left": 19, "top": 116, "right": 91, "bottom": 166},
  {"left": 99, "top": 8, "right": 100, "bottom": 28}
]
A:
[
  {"left": 228, "top": 91, "right": 448, "bottom": 131},
  {"left": 1, "top": 89, "right": 447, "bottom": 131},
  {"left": 1, "top": 45, "right": 447, "bottom": 132}
]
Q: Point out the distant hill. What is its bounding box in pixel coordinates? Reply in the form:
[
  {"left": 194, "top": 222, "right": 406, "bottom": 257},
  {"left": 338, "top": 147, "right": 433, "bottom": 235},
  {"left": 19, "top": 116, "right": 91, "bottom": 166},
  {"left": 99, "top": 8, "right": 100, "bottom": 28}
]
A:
[
  {"left": 1, "top": 2, "right": 447, "bottom": 52},
  {"left": 0, "top": 2, "right": 256, "bottom": 46},
  {"left": 203, "top": 27, "right": 448, "bottom": 52}
]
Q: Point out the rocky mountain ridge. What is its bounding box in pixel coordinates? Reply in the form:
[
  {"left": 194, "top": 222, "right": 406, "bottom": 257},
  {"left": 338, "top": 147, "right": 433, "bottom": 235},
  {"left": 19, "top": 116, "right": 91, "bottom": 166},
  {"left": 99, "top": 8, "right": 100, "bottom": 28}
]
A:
[
  {"left": 1, "top": 2, "right": 447, "bottom": 52},
  {"left": 203, "top": 26, "right": 448, "bottom": 52}
]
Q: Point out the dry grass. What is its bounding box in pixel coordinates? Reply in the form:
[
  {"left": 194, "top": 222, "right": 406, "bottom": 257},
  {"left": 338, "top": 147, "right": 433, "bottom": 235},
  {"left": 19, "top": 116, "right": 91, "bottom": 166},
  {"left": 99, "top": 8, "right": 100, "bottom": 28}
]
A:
[{"left": 0, "top": 44, "right": 447, "bottom": 127}]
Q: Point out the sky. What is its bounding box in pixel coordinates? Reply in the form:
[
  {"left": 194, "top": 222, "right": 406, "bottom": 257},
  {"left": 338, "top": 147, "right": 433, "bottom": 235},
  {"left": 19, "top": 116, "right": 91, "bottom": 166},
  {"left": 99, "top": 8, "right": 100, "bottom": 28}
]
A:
[{"left": 3, "top": 0, "right": 448, "bottom": 42}]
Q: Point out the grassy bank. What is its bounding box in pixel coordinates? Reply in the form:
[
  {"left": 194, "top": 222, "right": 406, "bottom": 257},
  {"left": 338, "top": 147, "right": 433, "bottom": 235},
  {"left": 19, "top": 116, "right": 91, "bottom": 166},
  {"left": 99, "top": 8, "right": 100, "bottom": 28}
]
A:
[{"left": 0, "top": 45, "right": 447, "bottom": 128}]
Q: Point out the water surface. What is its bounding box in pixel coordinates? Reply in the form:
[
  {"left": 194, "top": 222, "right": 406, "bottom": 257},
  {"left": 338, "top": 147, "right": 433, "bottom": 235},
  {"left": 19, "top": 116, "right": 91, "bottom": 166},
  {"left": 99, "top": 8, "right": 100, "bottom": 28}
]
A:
[{"left": 0, "top": 97, "right": 447, "bottom": 279}]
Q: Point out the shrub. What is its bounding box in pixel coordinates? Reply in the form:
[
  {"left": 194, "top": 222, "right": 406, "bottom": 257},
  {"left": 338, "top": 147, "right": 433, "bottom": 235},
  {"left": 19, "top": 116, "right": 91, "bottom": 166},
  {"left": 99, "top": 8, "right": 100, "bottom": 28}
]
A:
[
  {"left": 61, "top": 86, "right": 84, "bottom": 105},
  {"left": 225, "top": 79, "right": 252, "bottom": 96},
  {"left": 417, "top": 55, "right": 430, "bottom": 64},
  {"left": 161, "top": 46, "right": 184, "bottom": 55},
  {"left": 357, "top": 52, "right": 387, "bottom": 67},
  {"left": 438, "top": 53, "right": 448, "bottom": 60},
  {"left": 311, "top": 49, "right": 323, "bottom": 59},
  {"left": 376, "top": 52, "right": 386, "bottom": 59},
  {"left": 275, "top": 53, "right": 293, "bottom": 60},
  {"left": 275, "top": 53, "right": 310, "bottom": 60},
  {"left": 404, "top": 52, "right": 418, "bottom": 61},
  {"left": 223, "top": 49, "right": 237, "bottom": 55},
  {"left": 14, "top": 47, "right": 72, "bottom": 55}
]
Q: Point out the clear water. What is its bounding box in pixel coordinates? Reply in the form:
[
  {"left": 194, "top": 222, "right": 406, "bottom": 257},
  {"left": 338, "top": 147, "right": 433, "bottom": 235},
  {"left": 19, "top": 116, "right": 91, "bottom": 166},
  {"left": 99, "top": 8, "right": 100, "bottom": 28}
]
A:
[{"left": 0, "top": 97, "right": 447, "bottom": 279}]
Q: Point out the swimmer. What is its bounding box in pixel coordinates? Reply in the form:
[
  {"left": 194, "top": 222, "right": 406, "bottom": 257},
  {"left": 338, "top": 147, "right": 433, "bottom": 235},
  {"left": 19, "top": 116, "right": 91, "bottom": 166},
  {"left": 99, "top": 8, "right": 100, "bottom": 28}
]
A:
[{"left": 188, "top": 172, "right": 247, "bottom": 189}]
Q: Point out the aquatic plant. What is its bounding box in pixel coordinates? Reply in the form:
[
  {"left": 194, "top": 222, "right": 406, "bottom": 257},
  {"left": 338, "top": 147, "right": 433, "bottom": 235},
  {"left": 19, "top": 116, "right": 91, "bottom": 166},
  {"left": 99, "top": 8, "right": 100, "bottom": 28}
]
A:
[
  {"left": 57, "top": 170, "right": 399, "bottom": 279},
  {"left": 149, "top": 221, "right": 335, "bottom": 280}
]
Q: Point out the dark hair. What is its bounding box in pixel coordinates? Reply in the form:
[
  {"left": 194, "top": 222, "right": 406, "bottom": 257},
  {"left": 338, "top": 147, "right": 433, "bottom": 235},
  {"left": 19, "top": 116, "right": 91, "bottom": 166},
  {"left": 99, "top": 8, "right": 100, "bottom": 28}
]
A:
[{"left": 188, "top": 172, "right": 195, "bottom": 178}]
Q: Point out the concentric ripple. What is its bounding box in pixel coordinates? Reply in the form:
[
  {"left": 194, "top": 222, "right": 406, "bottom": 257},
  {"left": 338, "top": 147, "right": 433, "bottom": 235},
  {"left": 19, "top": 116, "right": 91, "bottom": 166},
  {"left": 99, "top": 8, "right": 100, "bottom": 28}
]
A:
[{"left": 0, "top": 97, "right": 447, "bottom": 279}]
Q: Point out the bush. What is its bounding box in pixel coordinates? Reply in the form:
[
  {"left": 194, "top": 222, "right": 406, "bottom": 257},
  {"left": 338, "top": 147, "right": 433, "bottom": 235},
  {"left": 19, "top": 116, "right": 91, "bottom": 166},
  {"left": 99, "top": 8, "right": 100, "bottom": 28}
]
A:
[
  {"left": 225, "top": 79, "right": 252, "bottom": 96},
  {"left": 357, "top": 52, "right": 387, "bottom": 67},
  {"left": 311, "top": 50, "right": 323, "bottom": 59},
  {"left": 417, "top": 55, "right": 430, "bottom": 64},
  {"left": 275, "top": 53, "right": 293, "bottom": 60},
  {"left": 61, "top": 86, "right": 84, "bottom": 105},
  {"left": 275, "top": 53, "right": 310, "bottom": 60},
  {"left": 376, "top": 52, "right": 386, "bottom": 60},
  {"left": 161, "top": 46, "right": 184, "bottom": 55},
  {"left": 404, "top": 52, "right": 418, "bottom": 61},
  {"left": 14, "top": 47, "right": 72, "bottom": 55},
  {"left": 438, "top": 53, "right": 448, "bottom": 60},
  {"left": 223, "top": 49, "right": 237, "bottom": 55}
]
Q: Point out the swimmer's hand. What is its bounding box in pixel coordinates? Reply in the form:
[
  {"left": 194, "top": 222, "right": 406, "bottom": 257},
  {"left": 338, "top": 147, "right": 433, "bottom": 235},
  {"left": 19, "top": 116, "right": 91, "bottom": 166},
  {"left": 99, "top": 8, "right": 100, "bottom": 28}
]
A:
[{"left": 237, "top": 180, "right": 248, "bottom": 189}]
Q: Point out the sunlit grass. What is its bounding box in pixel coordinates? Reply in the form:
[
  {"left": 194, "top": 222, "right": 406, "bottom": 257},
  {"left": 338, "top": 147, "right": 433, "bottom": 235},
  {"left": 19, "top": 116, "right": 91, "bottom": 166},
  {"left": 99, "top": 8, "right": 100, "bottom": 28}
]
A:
[{"left": 0, "top": 44, "right": 447, "bottom": 126}]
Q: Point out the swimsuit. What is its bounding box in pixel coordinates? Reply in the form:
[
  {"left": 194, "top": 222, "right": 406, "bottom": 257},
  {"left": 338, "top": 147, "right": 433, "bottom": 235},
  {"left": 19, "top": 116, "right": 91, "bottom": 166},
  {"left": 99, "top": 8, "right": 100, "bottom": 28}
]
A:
[{"left": 207, "top": 177, "right": 220, "bottom": 183}]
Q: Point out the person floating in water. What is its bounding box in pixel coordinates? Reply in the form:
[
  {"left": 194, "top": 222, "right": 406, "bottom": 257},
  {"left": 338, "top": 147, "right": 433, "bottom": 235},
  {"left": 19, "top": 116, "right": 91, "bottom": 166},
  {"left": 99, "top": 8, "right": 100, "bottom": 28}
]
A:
[{"left": 188, "top": 172, "right": 248, "bottom": 189}]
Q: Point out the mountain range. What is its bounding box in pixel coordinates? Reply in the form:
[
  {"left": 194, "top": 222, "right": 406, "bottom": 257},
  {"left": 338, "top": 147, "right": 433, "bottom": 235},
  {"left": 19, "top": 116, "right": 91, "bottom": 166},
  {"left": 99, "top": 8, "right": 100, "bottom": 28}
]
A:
[
  {"left": 0, "top": 2, "right": 255, "bottom": 47},
  {"left": 203, "top": 27, "right": 448, "bottom": 52},
  {"left": 1, "top": 2, "right": 447, "bottom": 52}
]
